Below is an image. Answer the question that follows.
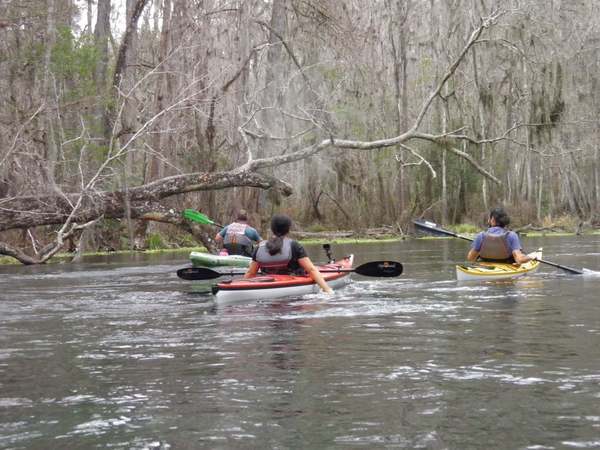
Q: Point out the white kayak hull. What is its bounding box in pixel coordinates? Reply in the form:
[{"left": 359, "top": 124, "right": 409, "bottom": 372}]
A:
[
  {"left": 214, "top": 274, "right": 351, "bottom": 304},
  {"left": 213, "top": 255, "right": 354, "bottom": 304}
]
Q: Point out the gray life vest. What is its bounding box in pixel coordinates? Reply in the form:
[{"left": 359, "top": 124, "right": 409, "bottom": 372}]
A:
[
  {"left": 479, "top": 230, "right": 512, "bottom": 261},
  {"left": 223, "top": 222, "right": 252, "bottom": 247},
  {"left": 255, "top": 237, "right": 293, "bottom": 272},
  {"left": 223, "top": 222, "right": 253, "bottom": 256}
]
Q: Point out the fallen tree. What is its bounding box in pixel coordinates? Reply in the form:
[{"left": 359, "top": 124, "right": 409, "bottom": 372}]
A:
[
  {"left": 0, "top": 171, "right": 291, "bottom": 231},
  {"left": 0, "top": 171, "right": 291, "bottom": 264}
]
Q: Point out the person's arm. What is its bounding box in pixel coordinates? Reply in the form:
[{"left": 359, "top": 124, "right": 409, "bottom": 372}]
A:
[
  {"left": 467, "top": 232, "right": 483, "bottom": 261},
  {"left": 246, "top": 227, "right": 261, "bottom": 243},
  {"left": 512, "top": 249, "right": 532, "bottom": 264},
  {"left": 215, "top": 227, "right": 226, "bottom": 244},
  {"left": 244, "top": 260, "right": 259, "bottom": 278},
  {"left": 467, "top": 248, "right": 479, "bottom": 262},
  {"left": 298, "top": 257, "right": 333, "bottom": 294},
  {"left": 508, "top": 231, "right": 532, "bottom": 264}
]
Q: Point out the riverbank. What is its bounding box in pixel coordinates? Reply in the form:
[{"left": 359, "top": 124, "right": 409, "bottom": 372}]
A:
[
  {"left": 0, "top": 247, "right": 206, "bottom": 266},
  {"left": 2, "top": 226, "right": 599, "bottom": 266}
]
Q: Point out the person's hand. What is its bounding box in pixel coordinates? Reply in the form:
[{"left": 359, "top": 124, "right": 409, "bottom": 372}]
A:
[
  {"left": 526, "top": 252, "right": 538, "bottom": 261},
  {"left": 323, "top": 287, "right": 334, "bottom": 295}
]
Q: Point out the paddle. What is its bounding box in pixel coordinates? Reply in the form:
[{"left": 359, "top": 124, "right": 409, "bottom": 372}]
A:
[
  {"left": 413, "top": 218, "right": 584, "bottom": 275},
  {"left": 183, "top": 209, "right": 224, "bottom": 228},
  {"left": 177, "top": 260, "right": 403, "bottom": 281}
]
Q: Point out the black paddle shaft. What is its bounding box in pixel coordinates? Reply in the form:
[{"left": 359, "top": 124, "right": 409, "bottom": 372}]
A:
[{"left": 177, "top": 260, "right": 403, "bottom": 281}]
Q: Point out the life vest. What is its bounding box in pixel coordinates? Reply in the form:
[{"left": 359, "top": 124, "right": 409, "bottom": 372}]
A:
[
  {"left": 479, "top": 230, "right": 513, "bottom": 261},
  {"left": 255, "top": 238, "right": 293, "bottom": 273},
  {"left": 223, "top": 222, "right": 253, "bottom": 256}
]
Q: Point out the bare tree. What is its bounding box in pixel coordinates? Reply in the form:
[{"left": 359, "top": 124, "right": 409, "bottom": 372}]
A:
[{"left": 3, "top": 1, "right": 600, "bottom": 265}]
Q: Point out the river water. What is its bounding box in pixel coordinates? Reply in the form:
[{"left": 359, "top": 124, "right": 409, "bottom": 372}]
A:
[{"left": 1, "top": 236, "right": 600, "bottom": 449}]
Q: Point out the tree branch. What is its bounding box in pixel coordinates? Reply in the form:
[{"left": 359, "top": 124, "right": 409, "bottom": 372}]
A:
[{"left": 0, "top": 171, "right": 291, "bottom": 231}]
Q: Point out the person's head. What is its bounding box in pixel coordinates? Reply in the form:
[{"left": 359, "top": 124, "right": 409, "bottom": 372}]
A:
[
  {"left": 488, "top": 207, "right": 510, "bottom": 228},
  {"left": 266, "top": 214, "right": 292, "bottom": 255},
  {"left": 236, "top": 209, "right": 248, "bottom": 222},
  {"left": 270, "top": 214, "right": 292, "bottom": 237}
]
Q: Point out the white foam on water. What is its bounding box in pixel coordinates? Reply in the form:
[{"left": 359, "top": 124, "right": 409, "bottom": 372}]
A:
[
  {"left": 562, "top": 440, "right": 600, "bottom": 448},
  {"left": 582, "top": 268, "right": 600, "bottom": 277}
]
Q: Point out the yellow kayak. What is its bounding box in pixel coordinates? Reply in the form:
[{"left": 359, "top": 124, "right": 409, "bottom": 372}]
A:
[{"left": 456, "top": 250, "right": 542, "bottom": 281}]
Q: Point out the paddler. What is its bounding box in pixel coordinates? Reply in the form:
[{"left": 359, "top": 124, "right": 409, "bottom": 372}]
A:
[
  {"left": 467, "top": 207, "right": 533, "bottom": 264},
  {"left": 214, "top": 209, "right": 261, "bottom": 257},
  {"left": 244, "top": 214, "right": 334, "bottom": 294}
]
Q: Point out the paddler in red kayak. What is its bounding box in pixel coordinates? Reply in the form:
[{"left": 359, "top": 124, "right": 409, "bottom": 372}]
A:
[
  {"left": 244, "top": 214, "right": 334, "bottom": 294},
  {"left": 467, "top": 207, "right": 533, "bottom": 264},
  {"left": 214, "top": 209, "right": 261, "bottom": 257}
]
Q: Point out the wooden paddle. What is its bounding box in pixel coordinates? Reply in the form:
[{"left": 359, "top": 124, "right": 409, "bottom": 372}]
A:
[
  {"left": 413, "top": 218, "right": 584, "bottom": 275},
  {"left": 177, "top": 260, "right": 403, "bottom": 281}
]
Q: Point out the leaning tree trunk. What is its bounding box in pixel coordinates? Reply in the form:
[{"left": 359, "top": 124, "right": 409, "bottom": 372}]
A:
[{"left": 0, "top": 171, "right": 292, "bottom": 232}]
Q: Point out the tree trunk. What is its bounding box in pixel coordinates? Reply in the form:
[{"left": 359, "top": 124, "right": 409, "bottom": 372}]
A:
[
  {"left": 86, "top": 0, "right": 93, "bottom": 33},
  {"left": 94, "top": 0, "right": 112, "bottom": 141},
  {"left": 388, "top": 0, "right": 410, "bottom": 219},
  {"left": 42, "top": 0, "right": 57, "bottom": 188},
  {"left": 536, "top": 160, "right": 544, "bottom": 220},
  {"left": 595, "top": 147, "right": 599, "bottom": 213},
  {"left": 147, "top": 0, "right": 171, "bottom": 182}
]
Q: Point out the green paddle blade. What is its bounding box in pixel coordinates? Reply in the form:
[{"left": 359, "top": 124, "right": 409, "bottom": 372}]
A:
[{"left": 183, "top": 209, "right": 216, "bottom": 226}]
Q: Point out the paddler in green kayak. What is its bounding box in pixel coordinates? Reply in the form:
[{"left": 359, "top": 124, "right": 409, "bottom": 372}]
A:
[
  {"left": 467, "top": 207, "right": 533, "bottom": 264},
  {"left": 244, "top": 214, "right": 334, "bottom": 294},
  {"left": 214, "top": 209, "right": 261, "bottom": 257}
]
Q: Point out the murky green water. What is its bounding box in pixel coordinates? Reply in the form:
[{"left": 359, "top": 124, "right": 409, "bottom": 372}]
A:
[{"left": 1, "top": 236, "right": 600, "bottom": 449}]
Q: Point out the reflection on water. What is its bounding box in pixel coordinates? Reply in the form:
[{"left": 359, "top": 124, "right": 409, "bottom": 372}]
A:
[{"left": 1, "top": 236, "right": 600, "bottom": 448}]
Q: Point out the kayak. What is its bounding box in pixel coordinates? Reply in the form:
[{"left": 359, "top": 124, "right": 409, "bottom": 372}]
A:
[
  {"left": 456, "top": 250, "right": 542, "bottom": 281},
  {"left": 212, "top": 255, "right": 354, "bottom": 303},
  {"left": 189, "top": 251, "right": 251, "bottom": 268}
]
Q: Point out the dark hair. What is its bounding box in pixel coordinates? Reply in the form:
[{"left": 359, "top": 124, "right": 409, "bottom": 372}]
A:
[
  {"left": 489, "top": 207, "right": 510, "bottom": 228},
  {"left": 236, "top": 209, "right": 248, "bottom": 221},
  {"left": 266, "top": 214, "right": 292, "bottom": 255}
]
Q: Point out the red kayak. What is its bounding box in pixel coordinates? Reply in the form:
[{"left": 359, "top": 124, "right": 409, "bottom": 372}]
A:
[{"left": 212, "top": 255, "right": 354, "bottom": 303}]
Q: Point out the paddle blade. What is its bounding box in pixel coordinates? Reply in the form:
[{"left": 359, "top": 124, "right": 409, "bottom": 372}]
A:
[
  {"left": 413, "top": 219, "right": 456, "bottom": 237},
  {"left": 177, "top": 267, "right": 236, "bottom": 280},
  {"left": 183, "top": 209, "right": 215, "bottom": 226},
  {"left": 413, "top": 219, "right": 472, "bottom": 242},
  {"left": 354, "top": 261, "right": 403, "bottom": 277}
]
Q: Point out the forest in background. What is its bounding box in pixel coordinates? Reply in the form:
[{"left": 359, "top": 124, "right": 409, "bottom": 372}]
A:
[{"left": 1, "top": 0, "right": 600, "bottom": 264}]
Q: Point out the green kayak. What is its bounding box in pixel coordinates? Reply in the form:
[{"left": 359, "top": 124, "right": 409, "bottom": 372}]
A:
[{"left": 189, "top": 251, "right": 252, "bottom": 268}]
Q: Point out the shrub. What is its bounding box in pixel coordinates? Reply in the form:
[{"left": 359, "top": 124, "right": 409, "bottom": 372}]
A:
[{"left": 146, "top": 233, "right": 166, "bottom": 250}]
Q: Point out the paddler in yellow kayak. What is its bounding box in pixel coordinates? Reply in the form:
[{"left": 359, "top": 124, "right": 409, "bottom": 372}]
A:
[
  {"left": 214, "top": 209, "right": 261, "bottom": 257},
  {"left": 467, "top": 207, "right": 533, "bottom": 264},
  {"left": 244, "top": 214, "right": 334, "bottom": 294}
]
